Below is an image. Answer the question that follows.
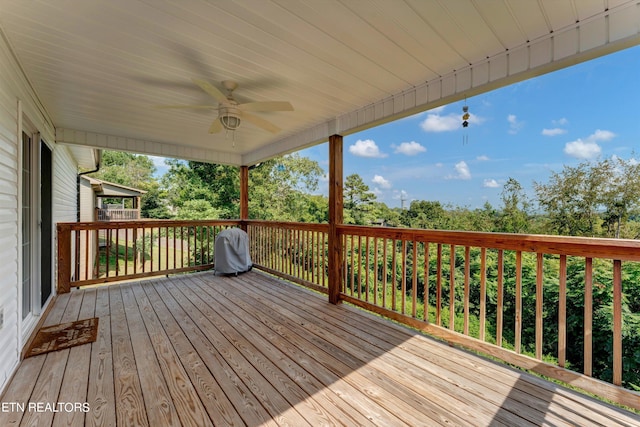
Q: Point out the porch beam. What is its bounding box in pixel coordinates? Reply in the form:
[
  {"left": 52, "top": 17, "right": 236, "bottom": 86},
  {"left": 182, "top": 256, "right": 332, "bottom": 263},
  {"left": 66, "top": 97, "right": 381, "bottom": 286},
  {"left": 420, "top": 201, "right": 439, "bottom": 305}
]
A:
[
  {"left": 56, "top": 128, "right": 242, "bottom": 165},
  {"left": 328, "top": 134, "right": 343, "bottom": 304}
]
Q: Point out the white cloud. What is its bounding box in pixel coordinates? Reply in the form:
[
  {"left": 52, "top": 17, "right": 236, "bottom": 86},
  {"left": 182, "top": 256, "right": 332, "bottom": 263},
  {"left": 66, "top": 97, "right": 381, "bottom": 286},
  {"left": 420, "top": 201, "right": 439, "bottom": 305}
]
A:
[
  {"left": 591, "top": 129, "right": 616, "bottom": 141},
  {"left": 476, "top": 155, "right": 489, "bottom": 161},
  {"left": 564, "top": 140, "right": 601, "bottom": 159},
  {"left": 563, "top": 129, "right": 616, "bottom": 159},
  {"left": 420, "top": 111, "right": 483, "bottom": 132},
  {"left": 507, "top": 114, "right": 524, "bottom": 134},
  {"left": 446, "top": 161, "right": 471, "bottom": 180},
  {"left": 483, "top": 179, "right": 500, "bottom": 188},
  {"left": 348, "top": 139, "right": 387, "bottom": 158},
  {"left": 542, "top": 128, "right": 567, "bottom": 136},
  {"left": 543, "top": 118, "right": 569, "bottom": 136},
  {"left": 421, "top": 113, "right": 459, "bottom": 132},
  {"left": 372, "top": 174, "right": 392, "bottom": 189},
  {"left": 393, "top": 141, "right": 426, "bottom": 156}
]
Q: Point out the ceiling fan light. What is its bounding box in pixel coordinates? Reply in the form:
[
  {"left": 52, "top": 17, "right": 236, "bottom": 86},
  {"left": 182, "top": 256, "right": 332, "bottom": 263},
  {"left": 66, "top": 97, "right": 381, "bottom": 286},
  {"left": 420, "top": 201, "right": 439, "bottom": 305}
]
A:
[{"left": 220, "top": 113, "right": 241, "bottom": 131}]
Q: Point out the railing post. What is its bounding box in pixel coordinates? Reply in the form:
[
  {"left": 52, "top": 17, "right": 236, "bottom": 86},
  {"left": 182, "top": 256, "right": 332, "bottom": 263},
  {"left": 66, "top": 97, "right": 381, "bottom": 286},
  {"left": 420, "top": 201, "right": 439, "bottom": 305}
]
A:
[
  {"left": 328, "top": 134, "right": 343, "bottom": 304},
  {"left": 240, "top": 165, "right": 249, "bottom": 231},
  {"left": 57, "top": 223, "right": 72, "bottom": 294}
]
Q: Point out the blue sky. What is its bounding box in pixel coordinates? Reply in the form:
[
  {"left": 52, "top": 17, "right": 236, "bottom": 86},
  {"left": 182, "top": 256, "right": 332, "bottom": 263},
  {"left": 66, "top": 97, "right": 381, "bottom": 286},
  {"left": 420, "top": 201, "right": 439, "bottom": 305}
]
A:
[
  {"left": 301, "top": 44, "right": 640, "bottom": 209},
  {"left": 151, "top": 44, "right": 640, "bottom": 210}
]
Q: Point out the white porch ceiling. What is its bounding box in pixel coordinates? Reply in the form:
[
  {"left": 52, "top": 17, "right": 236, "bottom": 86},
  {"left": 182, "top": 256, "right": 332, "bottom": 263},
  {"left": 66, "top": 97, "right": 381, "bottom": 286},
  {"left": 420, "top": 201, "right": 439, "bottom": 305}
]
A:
[{"left": 1, "top": 0, "right": 639, "bottom": 166}]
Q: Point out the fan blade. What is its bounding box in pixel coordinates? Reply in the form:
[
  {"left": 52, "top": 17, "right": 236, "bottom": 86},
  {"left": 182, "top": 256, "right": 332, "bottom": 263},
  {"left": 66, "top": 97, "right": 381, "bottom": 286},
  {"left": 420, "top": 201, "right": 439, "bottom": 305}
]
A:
[
  {"left": 239, "top": 101, "right": 293, "bottom": 112},
  {"left": 155, "top": 105, "right": 216, "bottom": 109},
  {"left": 242, "top": 112, "right": 281, "bottom": 133},
  {"left": 192, "top": 78, "right": 227, "bottom": 102},
  {"left": 209, "top": 117, "right": 223, "bottom": 134}
]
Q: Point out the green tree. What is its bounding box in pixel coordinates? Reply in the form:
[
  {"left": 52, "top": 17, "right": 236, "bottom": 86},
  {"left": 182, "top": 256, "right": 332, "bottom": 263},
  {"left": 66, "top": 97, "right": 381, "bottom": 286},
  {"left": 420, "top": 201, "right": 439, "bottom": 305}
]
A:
[
  {"left": 401, "top": 200, "right": 446, "bottom": 229},
  {"left": 344, "top": 173, "right": 376, "bottom": 225},
  {"left": 534, "top": 157, "right": 640, "bottom": 238},
  {"left": 534, "top": 161, "right": 606, "bottom": 236},
  {"left": 140, "top": 183, "right": 171, "bottom": 219},
  {"left": 449, "top": 203, "right": 499, "bottom": 232},
  {"left": 175, "top": 199, "right": 222, "bottom": 220},
  {"left": 498, "top": 178, "right": 531, "bottom": 233},
  {"left": 600, "top": 156, "right": 640, "bottom": 238},
  {"left": 248, "top": 154, "right": 325, "bottom": 222},
  {"left": 162, "top": 159, "right": 238, "bottom": 218},
  {"left": 93, "top": 151, "right": 156, "bottom": 189},
  {"left": 188, "top": 162, "right": 240, "bottom": 217}
]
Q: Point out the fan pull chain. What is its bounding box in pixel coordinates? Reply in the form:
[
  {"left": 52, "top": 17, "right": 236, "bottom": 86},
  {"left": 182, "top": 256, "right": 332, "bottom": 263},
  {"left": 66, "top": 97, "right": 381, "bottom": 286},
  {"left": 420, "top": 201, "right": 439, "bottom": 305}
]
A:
[{"left": 224, "top": 128, "right": 236, "bottom": 147}]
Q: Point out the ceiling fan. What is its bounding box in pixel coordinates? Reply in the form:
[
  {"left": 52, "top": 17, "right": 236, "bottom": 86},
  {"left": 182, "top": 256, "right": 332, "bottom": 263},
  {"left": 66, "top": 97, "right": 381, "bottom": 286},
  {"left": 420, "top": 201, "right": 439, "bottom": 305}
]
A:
[{"left": 158, "top": 79, "right": 293, "bottom": 134}]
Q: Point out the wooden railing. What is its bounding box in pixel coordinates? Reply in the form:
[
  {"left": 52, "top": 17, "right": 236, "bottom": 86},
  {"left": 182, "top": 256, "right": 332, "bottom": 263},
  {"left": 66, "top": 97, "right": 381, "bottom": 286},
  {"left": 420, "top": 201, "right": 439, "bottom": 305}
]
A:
[
  {"left": 96, "top": 208, "right": 140, "bottom": 221},
  {"left": 337, "top": 224, "right": 640, "bottom": 410},
  {"left": 57, "top": 220, "right": 241, "bottom": 291},
  {"left": 246, "top": 220, "right": 329, "bottom": 293},
  {"left": 57, "top": 218, "right": 640, "bottom": 409}
]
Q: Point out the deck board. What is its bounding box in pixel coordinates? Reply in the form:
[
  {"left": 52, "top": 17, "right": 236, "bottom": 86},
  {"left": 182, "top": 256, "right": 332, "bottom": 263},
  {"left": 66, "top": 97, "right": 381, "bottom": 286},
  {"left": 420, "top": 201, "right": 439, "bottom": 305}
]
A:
[
  {"left": 130, "top": 282, "right": 212, "bottom": 427},
  {"left": 1, "top": 271, "right": 639, "bottom": 427},
  {"left": 109, "top": 285, "right": 148, "bottom": 426},
  {"left": 52, "top": 289, "right": 96, "bottom": 427},
  {"left": 142, "top": 282, "right": 250, "bottom": 427},
  {"left": 120, "top": 284, "right": 181, "bottom": 426},
  {"left": 85, "top": 287, "right": 116, "bottom": 427}
]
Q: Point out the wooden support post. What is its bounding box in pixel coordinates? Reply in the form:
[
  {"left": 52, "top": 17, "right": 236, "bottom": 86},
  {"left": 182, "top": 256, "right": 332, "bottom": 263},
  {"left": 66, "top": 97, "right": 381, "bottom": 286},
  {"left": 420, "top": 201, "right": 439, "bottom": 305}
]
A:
[
  {"left": 240, "top": 165, "right": 249, "bottom": 231},
  {"left": 328, "top": 134, "right": 343, "bottom": 304},
  {"left": 57, "top": 223, "right": 72, "bottom": 294}
]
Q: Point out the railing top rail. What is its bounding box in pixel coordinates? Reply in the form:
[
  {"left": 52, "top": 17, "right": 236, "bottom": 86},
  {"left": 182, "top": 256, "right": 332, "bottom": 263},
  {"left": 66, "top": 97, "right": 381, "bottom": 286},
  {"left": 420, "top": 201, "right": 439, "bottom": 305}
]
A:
[
  {"left": 57, "top": 219, "right": 242, "bottom": 231},
  {"left": 338, "top": 224, "right": 640, "bottom": 262},
  {"left": 245, "top": 219, "right": 329, "bottom": 232}
]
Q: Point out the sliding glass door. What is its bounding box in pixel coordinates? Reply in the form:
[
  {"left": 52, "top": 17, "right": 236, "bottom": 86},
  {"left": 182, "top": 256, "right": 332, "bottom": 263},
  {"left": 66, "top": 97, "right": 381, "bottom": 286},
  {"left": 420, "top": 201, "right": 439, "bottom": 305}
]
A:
[{"left": 20, "top": 132, "right": 53, "bottom": 324}]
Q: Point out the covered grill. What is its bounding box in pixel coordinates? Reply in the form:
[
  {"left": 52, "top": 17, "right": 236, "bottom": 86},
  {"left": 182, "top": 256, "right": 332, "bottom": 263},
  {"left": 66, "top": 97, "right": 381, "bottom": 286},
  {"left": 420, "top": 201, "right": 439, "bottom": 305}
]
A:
[{"left": 214, "top": 228, "right": 252, "bottom": 275}]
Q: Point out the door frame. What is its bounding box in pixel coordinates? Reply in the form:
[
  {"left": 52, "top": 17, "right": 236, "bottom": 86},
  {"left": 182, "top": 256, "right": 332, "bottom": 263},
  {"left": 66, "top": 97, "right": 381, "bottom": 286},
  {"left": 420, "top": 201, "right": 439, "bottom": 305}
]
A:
[
  {"left": 18, "top": 110, "right": 55, "bottom": 347},
  {"left": 39, "top": 139, "right": 54, "bottom": 308}
]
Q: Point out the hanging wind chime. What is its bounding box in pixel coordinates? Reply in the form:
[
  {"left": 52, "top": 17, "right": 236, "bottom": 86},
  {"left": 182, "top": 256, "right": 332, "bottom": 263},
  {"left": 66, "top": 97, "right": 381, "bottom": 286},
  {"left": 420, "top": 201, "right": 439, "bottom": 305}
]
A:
[{"left": 462, "top": 99, "right": 470, "bottom": 145}]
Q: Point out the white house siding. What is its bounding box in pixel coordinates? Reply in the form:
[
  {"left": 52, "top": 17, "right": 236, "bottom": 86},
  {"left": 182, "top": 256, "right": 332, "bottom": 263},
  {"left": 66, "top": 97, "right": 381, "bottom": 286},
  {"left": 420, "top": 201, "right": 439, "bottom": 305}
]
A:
[
  {"left": 79, "top": 178, "right": 92, "bottom": 222},
  {"left": 53, "top": 146, "right": 79, "bottom": 223},
  {"left": 78, "top": 175, "right": 97, "bottom": 279},
  {"left": 0, "top": 32, "right": 62, "bottom": 390},
  {"left": 53, "top": 146, "right": 82, "bottom": 283}
]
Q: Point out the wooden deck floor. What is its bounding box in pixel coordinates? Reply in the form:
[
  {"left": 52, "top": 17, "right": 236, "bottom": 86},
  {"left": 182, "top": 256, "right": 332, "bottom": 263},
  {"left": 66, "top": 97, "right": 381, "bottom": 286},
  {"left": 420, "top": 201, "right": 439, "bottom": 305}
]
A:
[{"left": 1, "top": 271, "right": 639, "bottom": 426}]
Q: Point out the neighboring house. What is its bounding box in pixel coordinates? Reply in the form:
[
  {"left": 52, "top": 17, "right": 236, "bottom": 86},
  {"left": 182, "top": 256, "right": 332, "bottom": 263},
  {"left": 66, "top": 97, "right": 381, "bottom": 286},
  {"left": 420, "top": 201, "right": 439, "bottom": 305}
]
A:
[
  {"left": 76, "top": 177, "right": 146, "bottom": 282},
  {"left": 0, "top": 30, "right": 100, "bottom": 388},
  {"left": 79, "top": 176, "right": 146, "bottom": 222}
]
